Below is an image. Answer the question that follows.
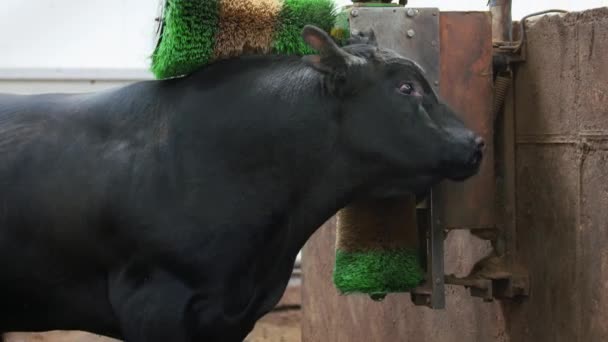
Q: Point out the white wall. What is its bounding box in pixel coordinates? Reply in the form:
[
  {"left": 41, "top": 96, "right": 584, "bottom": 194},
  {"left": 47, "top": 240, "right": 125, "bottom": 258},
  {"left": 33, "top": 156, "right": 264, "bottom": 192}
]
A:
[
  {"left": 1, "top": 0, "right": 159, "bottom": 70},
  {"left": 1, "top": 0, "right": 606, "bottom": 72}
]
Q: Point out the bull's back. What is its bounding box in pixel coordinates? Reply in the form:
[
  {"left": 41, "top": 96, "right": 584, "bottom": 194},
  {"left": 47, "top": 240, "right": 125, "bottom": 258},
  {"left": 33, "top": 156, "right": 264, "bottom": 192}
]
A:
[
  {"left": 0, "top": 92, "right": 112, "bottom": 230},
  {"left": 0, "top": 88, "right": 158, "bottom": 260}
]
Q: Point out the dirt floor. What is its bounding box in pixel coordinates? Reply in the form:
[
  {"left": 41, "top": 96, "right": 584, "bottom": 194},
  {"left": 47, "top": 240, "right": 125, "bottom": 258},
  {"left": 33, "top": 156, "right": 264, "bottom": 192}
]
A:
[
  {"left": 3, "top": 311, "right": 300, "bottom": 342},
  {"left": 245, "top": 282, "right": 301, "bottom": 342},
  {"left": 3, "top": 282, "right": 302, "bottom": 342}
]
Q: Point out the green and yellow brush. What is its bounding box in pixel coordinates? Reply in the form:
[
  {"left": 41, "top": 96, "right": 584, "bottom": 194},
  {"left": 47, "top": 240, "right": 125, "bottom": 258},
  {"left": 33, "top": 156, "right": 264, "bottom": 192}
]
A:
[
  {"left": 334, "top": 195, "right": 424, "bottom": 301},
  {"left": 151, "top": 0, "right": 337, "bottom": 79},
  {"left": 150, "top": 0, "right": 424, "bottom": 300}
]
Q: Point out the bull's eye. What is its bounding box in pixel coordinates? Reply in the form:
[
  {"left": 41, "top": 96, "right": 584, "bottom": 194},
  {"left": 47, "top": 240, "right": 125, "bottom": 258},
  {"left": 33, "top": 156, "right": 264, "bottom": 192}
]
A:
[{"left": 398, "top": 82, "right": 414, "bottom": 95}]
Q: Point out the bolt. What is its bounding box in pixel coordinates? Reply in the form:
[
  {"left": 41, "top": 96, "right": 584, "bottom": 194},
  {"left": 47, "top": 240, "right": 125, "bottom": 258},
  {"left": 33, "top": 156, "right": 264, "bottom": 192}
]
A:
[
  {"left": 434, "top": 80, "right": 440, "bottom": 86},
  {"left": 431, "top": 40, "right": 437, "bottom": 46},
  {"left": 351, "top": 9, "right": 359, "bottom": 17},
  {"left": 351, "top": 29, "right": 360, "bottom": 36},
  {"left": 407, "top": 29, "right": 415, "bottom": 38},
  {"left": 435, "top": 277, "right": 442, "bottom": 284},
  {"left": 407, "top": 8, "right": 417, "bottom": 17},
  {"left": 432, "top": 12, "right": 437, "bottom": 16}
]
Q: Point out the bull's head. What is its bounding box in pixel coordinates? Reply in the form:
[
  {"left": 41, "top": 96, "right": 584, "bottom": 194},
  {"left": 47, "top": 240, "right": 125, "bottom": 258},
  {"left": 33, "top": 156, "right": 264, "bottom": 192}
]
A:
[{"left": 301, "top": 25, "right": 484, "bottom": 197}]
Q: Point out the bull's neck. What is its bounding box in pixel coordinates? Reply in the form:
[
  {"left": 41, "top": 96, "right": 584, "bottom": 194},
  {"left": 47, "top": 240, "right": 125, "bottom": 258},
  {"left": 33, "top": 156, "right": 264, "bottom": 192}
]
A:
[
  {"left": 169, "top": 56, "right": 373, "bottom": 319},
  {"left": 178, "top": 55, "right": 368, "bottom": 253},
  {"left": 213, "top": 58, "right": 370, "bottom": 249}
]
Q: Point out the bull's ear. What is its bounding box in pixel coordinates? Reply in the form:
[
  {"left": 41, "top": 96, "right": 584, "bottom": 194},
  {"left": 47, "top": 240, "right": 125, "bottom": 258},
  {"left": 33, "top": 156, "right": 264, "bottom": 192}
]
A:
[{"left": 301, "top": 25, "right": 363, "bottom": 74}]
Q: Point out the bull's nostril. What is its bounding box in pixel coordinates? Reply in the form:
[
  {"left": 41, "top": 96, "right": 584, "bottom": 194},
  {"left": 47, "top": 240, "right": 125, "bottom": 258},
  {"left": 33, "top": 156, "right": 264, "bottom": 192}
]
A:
[
  {"left": 475, "top": 136, "right": 485, "bottom": 150},
  {"left": 468, "top": 150, "right": 482, "bottom": 167},
  {"left": 473, "top": 150, "right": 482, "bottom": 164}
]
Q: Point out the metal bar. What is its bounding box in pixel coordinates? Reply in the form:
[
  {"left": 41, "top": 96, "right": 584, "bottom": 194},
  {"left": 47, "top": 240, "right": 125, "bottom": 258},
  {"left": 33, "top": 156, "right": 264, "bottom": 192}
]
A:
[
  {"left": 428, "top": 189, "right": 446, "bottom": 308},
  {"left": 512, "top": 9, "right": 569, "bottom": 53}
]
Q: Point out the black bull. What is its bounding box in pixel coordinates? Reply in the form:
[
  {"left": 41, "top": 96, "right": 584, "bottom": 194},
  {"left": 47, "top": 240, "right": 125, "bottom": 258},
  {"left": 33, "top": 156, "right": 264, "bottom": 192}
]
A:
[{"left": 0, "top": 26, "right": 484, "bottom": 341}]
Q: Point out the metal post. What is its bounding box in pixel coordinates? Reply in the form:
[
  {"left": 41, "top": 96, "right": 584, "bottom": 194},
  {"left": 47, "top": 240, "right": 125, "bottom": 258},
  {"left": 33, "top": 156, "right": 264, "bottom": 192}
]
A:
[{"left": 489, "top": 0, "right": 512, "bottom": 43}]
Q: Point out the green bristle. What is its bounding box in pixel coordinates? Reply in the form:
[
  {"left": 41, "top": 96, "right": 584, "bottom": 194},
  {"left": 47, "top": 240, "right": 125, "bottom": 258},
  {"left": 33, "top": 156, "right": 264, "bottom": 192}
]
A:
[
  {"left": 272, "top": 0, "right": 338, "bottom": 55},
  {"left": 331, "top": 3, "right": 402, "bottom": 46},
  {"left": 333, "top": 248, "right": 424, "bottom": 300},
  {"left": 151, "top": 0, "right": 220, "bottom": 79},
  {"left": 148, "top": 0, "right": 401, "bottom": 79},
  {"left": 330, "top": 7, "right": 351, "bottom": 46}
]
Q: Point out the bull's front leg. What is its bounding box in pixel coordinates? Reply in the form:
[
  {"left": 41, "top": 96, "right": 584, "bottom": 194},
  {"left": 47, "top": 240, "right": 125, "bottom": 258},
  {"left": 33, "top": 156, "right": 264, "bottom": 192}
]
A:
[
  {"left": 108, "top": 245, "right": 258, "bottom": 341},
  {"left": 108, "top": 262, "right": 194, "bottom": 342},
  {"left": 109, "top": 263, "right": 256, "bottom": 342}
]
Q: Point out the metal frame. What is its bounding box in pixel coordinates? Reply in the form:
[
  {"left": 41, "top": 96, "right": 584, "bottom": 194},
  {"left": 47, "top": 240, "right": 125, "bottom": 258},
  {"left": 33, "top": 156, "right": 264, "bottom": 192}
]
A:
[{"left": 411, "top": 191, "right": 445, "bottom": 308}]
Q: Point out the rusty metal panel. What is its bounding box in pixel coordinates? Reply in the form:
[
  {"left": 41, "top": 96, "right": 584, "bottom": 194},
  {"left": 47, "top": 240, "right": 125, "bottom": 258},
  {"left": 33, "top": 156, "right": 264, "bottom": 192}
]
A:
[
  {"left": 507, "top": 145, "right": 582, "bottom": 342},
  {"left": 579, "top": 150, "right": 608, "bottom": 342},
  {"left": 506, "top": 8, "right": 608, "bottom": 342},
  {"left": 576, "top": 10, "right": 608, "bottom": 132},
  {"left": 302, "top": 12, "right": 503, "bottom": 342},
  {"left": 576, "top": 10, "right": 608, "bottom": 341},
  {"left": 513, "top": 14, "right": 579, "bottom": 136},
  {"left": 434, "top": 12, "right": 495, "bottom": 230}
]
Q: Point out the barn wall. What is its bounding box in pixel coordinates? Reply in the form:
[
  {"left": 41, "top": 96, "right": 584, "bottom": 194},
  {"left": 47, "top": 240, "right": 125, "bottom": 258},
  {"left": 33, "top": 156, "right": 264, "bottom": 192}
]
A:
[{"left": 503, "top": 7, "right": 608, "bottom": 342}]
